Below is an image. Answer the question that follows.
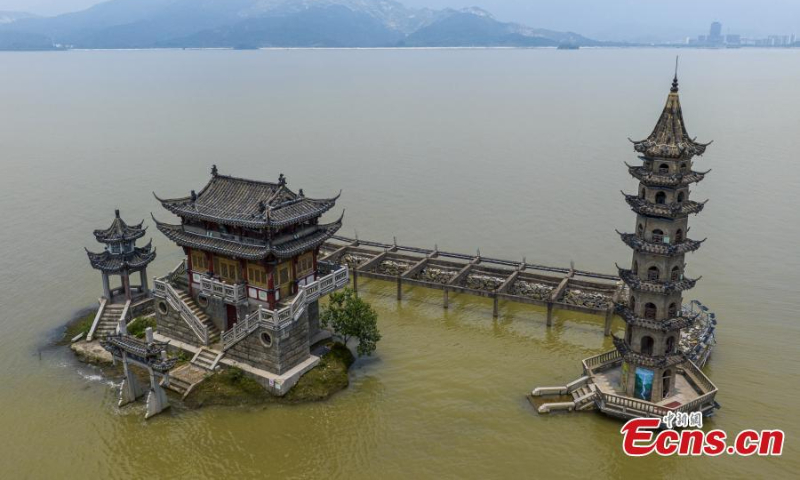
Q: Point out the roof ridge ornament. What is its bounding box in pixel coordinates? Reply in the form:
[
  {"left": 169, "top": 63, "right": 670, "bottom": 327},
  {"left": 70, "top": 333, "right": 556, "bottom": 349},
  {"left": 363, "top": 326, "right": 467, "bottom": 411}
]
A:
[
  {"left": 671, "top": 56, "right": 679, "bottom": 93},
  {"left": 211, "top": 164, "right": 218, "bottom": 176},
  {"left": 278, "top": 173, "right": 286, "bottom": 186},
  {"left": 115, "top": 209, "right": 120, "bottom": 218}
]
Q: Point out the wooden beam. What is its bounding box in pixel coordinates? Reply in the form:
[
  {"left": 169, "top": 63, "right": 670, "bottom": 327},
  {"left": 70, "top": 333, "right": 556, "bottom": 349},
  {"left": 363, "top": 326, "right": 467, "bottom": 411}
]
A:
[
  {"left": 358, "top": 251, "right": 388, "bottom": 272},
  {"left": 448, "top": 256, "right": 480, "bottom": 286},
  {"left": 497, "top": 271, "right": 519, "bottom": 294},
  {"left": 549, "top": 270, "right": 575, "bottom": 303},
  {"left": 402, "top": 257, "right": 429, "bottom": 279}
]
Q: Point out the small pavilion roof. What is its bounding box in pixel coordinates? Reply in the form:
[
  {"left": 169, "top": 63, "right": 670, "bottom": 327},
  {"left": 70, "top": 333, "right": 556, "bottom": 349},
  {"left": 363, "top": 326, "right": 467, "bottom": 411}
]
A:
[
  {"left": 630, "top": 75, "right": 711, "bottom": 160},
  {"left": 86, "top": 241, "right": 156, "bottom": 273},
  {"left": 154, "top": 168, "right": 340, "bottom": 229},
  {"left": 152, "top": 212, "right": 344, "bottom": 260},
  {"left": 94, "top": 210, "right": 146, "bottom": 244}
]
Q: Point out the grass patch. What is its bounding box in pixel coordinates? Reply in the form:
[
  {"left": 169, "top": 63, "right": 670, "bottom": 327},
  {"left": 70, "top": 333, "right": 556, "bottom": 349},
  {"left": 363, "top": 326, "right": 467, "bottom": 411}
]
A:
[
  {"left": 128, "top": 316, "right": 157, "bottom": 339},
  {"left": 60, "top": 310, "right": 97, "bottom": 345},
  {"left": 183, "top": 342, "right": 355, "bottom": 408},
  {"left": 184, "top": 367, "right": 273, "bottom": 408},
  {"left": 283, "top": 342, "right": 355, "bottom": 403}
]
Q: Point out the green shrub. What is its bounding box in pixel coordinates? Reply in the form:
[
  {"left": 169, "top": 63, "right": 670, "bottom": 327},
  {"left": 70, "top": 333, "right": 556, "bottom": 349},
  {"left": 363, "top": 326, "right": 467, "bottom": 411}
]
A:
[{"left": 128, "top": 316, "right": 157, "bottom": 339}]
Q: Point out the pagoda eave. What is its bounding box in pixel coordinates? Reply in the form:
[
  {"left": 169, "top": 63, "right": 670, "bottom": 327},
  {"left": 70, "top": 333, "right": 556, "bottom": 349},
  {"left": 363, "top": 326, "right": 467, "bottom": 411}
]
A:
[
  {"left": 623, "top": 194, "right": 706, "bottom": 219},
  {"left": 614, "top": 304, "right": 697, "bottom": 331},
  {"left": 85, "top": 246, "right": 156, "bottom": 273},
  {"left": 617, "top": 268, "right": 698, "bottom": 293},
  {"left": 617, "top": 231, "right": 704, "bottom": 256},
  {"left": 627, "top": 165, "right": 707, "bottom": 187},
  {"left": 612, "top": 335, "right": 687, "bottom": 369}
]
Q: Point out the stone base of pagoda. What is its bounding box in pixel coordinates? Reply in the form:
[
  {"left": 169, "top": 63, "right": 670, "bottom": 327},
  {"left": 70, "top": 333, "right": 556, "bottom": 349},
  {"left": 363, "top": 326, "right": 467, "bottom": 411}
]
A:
[{"left": 582, "top": 351, "right": 718, "bottom": 420}]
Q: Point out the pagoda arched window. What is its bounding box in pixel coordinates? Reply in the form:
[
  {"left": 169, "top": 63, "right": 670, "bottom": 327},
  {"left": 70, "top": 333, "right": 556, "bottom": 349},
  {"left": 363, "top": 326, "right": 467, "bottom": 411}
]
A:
[
  {"left": 668, "top": 302, "right": 678, "bottom": 317},
  {"left": 671, "top": 266, "right": 681, "bottom": 281},
  {"left": 641, "top": 336, "right": 654, "bottom": 355},
  {"left": 632, "top": 260, "right": 639, "bottom": 274},
  {"left": 640, "top": 187, "right": 646, "bottom": 199},
  {"left": 655, "top": 191, "right": 667, "bottom": 204},
  {"left": 658, "top": 163, "right": 670, "bottom": 174},
  {"left": 675, "top": 229, "right": 683, "bottom": 242},
  {"left": 652, "top": 229, "right": 664, "bottom": 243},
  {"left": 630, "top": 296, "right": 636, "bottom": 312},
  {"left": 647, "top": 266, "right": 660, "bottom": 280},
  {"left": 626, "top": 329, "right": 632, "bottom": 344},
  {"left": 644, "top": 303, "right": 657, "bottom": 319},
  {"left": 677, "top": 192, "right": 685, "bottom": 203},
  {"left": 666, "top": 336, "right": 676, "bottom": 354},
  {"left": 637, "top": 224, "right": 644, "bottom": 238},
  {"left": 680, "top": 163, "right": 688, "bottom": 172}
]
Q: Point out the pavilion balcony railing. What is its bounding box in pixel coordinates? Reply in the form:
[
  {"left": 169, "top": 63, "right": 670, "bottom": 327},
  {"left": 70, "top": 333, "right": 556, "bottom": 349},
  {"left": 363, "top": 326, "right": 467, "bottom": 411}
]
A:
[
  {"left": 582, "top": 349, "right": 622, "bottom": 374},
  {"left": 221, "top": 265, "right": 349, "bottom": 351},
  {"left": 198, "top": 276, "right": 247, "bottom": 303}
]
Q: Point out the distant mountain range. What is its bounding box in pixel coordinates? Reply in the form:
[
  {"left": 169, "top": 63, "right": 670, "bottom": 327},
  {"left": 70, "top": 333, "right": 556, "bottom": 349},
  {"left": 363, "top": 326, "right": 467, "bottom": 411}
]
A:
[{"left": 0, "top": 0, "right": 604, "bottom": 50}]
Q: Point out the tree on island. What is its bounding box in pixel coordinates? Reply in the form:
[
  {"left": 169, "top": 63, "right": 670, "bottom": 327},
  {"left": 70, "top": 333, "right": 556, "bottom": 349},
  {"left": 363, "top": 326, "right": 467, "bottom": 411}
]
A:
[{"left": 321, "top": 288, "right": 381, "bottom": 357}]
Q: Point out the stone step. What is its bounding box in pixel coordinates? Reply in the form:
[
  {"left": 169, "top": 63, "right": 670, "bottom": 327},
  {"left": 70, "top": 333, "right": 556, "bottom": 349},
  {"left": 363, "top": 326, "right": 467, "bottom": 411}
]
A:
[{"left": 164, "top": 377, "right": 190, "bottom": 395}]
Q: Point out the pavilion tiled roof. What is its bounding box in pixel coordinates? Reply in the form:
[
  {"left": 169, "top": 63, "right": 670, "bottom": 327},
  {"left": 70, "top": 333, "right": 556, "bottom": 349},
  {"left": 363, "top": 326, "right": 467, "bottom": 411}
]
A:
[
  {"left": 154, "top": 169, "right": 340, "bottom": 229},
  {"left": 630, "top": 76, "right": 711, "bottom": 160},
  {"left": 86, "top": 241, "right": 156, "bottom": 273},
  {"left": 152, "top": 213, "right": 343, "bottom": 260},
  {"left": 93, "top": 210, "right": 146, "bottom": 244}
]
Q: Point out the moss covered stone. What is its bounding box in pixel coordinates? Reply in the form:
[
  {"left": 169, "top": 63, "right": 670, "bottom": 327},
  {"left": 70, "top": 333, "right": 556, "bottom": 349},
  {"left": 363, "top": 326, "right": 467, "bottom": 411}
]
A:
[
  {"left": 184, "top": 342, "right": 355, "bottom": 408},
  {"left": 283, "top": 343, "right": 354, "bottom": 403}
]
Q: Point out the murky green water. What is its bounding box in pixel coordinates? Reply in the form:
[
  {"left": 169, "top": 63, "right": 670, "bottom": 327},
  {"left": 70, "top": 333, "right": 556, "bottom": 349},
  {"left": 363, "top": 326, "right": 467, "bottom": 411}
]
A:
[{"left": 0, "top": 48, "right": 797, "bottom": 478}]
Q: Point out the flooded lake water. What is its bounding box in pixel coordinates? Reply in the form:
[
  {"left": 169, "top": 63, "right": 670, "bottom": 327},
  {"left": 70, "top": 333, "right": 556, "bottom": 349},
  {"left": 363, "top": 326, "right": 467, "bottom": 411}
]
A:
[{"left": 0, "top": 48, "right": 798, "bottom": 478}]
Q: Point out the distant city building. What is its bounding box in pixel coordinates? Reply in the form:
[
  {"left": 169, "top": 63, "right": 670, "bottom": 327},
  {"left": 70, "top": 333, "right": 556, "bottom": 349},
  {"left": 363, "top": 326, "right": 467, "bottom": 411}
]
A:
[{"left": 685, "top": 21, "right": 795, "bottom": 48}]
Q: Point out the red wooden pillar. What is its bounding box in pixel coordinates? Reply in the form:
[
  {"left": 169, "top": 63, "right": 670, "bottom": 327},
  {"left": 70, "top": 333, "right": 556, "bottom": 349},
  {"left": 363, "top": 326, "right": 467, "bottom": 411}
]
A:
[
  {"left": 266, "top": 262, "right": 276, "bottom": 310},
  {"left": 313, "top": 247, "right": 319, "bottom": 280},
  {"left": 185, "top": 247, "right": 194, "bottom": 296},
  {"left": 206, "top": 251, "right": 214, "bottom": 274},
  {"left": 291, "top": 256, "right": 298, "bottom": 294}
]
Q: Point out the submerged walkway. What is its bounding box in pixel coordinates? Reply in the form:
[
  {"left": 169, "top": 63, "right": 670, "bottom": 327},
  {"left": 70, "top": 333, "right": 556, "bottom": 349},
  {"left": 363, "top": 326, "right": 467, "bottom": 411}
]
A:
[{"left": 321, "top": 236, "right": 627, "bottom": 335}]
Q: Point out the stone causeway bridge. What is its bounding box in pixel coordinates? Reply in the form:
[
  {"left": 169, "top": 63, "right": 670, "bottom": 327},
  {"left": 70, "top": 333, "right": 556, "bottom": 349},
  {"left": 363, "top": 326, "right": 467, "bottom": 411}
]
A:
[{"left": 320, "top": 235, "right": 627, "bottom": 335}]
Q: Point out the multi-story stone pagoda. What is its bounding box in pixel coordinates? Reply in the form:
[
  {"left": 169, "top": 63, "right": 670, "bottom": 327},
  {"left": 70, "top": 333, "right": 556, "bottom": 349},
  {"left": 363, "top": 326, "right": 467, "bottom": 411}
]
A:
[
  {"left": 614, "top": 72, "right": 711, "bottom": 404},
  {"left": 532, "top": 72, "right": 719, "bottom": 419},
  {"left": 151, "top": 167, "right": 348, "bottom": 393}
]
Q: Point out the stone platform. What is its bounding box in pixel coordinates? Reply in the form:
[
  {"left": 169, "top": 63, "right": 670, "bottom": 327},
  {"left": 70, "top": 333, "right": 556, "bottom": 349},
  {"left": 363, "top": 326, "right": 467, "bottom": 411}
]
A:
[{"left": 154, "top": 333, "right": 320, "bottom": 396}]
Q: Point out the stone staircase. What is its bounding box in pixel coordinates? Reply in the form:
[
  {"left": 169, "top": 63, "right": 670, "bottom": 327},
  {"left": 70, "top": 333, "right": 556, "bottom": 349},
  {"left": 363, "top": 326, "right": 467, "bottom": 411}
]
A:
[
  {"left": 174, "top": 289, "right": 220, "bottom": 344},
  {"left": 165, "top": 375, "right": 192, "bottom": 397},
  {"left": 94, "top": 304, "right": 124, "bottom": 339},
  {"left": 162, "top": 363, "right": 209, "bottom": 398},
  {"left": 531, "top": 376, "right": 598, "bottom": 413},
  {"left": 191, "top": 347, "right": 223, "bottom": 371},
  {"left": 571, "top": 383, "right": 598, "bottom": 411}
]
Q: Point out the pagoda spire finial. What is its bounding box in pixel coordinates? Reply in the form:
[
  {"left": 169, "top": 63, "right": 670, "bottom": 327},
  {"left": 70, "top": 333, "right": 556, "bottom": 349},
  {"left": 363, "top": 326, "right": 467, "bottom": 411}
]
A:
[{"left": 671, "top": 56, "right": 679, "bottom": 93}]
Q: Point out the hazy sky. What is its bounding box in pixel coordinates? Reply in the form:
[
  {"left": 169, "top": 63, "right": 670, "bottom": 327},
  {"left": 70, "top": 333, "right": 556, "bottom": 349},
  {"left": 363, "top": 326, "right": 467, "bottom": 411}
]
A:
[{"left": 2, "top": 0, "right": 797, "bottom": 40}]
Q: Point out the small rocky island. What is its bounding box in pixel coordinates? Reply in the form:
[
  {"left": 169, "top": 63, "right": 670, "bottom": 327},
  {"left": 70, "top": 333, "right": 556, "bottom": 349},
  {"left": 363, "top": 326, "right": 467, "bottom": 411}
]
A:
[{"left": 69, "top": 171, "right": 375, "bottom": 418}]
